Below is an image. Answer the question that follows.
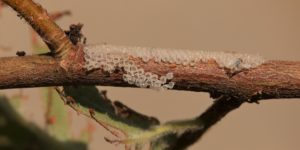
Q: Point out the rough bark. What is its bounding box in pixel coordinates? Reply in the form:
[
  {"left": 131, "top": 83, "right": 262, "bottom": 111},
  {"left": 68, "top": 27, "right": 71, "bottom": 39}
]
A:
[{"left": 0, "top": 55, "right": 299, "bottom": 101}]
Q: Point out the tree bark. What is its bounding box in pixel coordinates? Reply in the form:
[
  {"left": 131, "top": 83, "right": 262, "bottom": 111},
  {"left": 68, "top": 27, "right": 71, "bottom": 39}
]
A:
[{"left": 0, "top": 55, "right": 299, "bottom": 101}]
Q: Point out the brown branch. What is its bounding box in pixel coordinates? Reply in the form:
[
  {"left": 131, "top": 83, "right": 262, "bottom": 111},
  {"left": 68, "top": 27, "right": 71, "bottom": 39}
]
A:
[
  {"left": 2, "top": 1, "right": 298, "bottom": 102},
  {"left": 0, "top": 55, "right": 299, "bottom": 101},
  {"left": 3, "top": 0, "right": 73, "bottom": 58}
]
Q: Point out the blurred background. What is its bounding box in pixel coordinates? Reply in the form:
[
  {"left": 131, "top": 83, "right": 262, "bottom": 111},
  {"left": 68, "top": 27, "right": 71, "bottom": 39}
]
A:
[{"left": 0, "top": 0, "right": 300, "bottom": 149}]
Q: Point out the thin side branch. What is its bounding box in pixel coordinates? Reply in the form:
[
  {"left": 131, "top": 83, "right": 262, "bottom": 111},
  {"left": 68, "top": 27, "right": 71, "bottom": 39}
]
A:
[
  {"left": 0, "top": 55, "right": 299, "bottom": 101},
  {"left": 170, "top": 96, "right": 244, "bottom": 150},
  {"left": 3, "top": 0, "right": 73, "bottom": 58}
]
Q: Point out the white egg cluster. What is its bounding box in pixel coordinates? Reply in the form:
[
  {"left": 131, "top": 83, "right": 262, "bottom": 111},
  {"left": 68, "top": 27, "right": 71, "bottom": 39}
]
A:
[
  {"left": 83, "top": 45, "right": 176, "bottom": 90},
  {"left": 83, "top": 44, "right": 265, "bottom": 89}
]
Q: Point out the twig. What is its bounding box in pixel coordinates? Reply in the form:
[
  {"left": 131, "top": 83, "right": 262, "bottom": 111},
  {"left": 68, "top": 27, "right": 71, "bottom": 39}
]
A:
[
  {"left": 0, "top": 45, "right": 11, "bottom": 51},
  {"left": 3, "top": 0, "right": 73, "bottom": 58},
  {"left": 89, "top": 108, "right": 122, "bottom": 138},
  {"left": 30, "top": 10, "right": 72, "bottom": 50},
  {"left": 50, "top": 10, "right": 71, "bottom": 21},
  {"left": 168, "top": 96, "right": 244, "bottom": 150},
  {"left": 44, "top": 88, "right": 53, "bottom": 128}
]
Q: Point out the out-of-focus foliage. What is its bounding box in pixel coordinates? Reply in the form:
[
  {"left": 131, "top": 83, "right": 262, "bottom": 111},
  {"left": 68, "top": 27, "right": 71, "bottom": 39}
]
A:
[{"left": 0, "top": 95, "right": 87, "bottom": 150}]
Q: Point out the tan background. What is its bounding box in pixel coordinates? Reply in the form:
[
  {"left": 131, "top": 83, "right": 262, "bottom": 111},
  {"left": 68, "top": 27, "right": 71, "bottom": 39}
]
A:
[{"left": 1, "top": 0, "right": 300, "bottom": 149}]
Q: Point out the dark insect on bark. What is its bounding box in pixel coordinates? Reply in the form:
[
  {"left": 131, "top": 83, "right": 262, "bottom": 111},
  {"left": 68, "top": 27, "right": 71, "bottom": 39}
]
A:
[
  {"left": 65, "top": 23, "right": 87, "bottom": 45},
  {"left": 16, "top": 51, "right": 26, "bottom": 56}
]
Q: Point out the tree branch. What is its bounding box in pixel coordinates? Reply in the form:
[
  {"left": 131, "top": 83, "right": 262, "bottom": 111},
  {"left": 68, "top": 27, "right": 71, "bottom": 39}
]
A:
[
  {"left": 1, "top": 1, "right": 300, "bottom": 149},
  {"left": 0, "top": 55, "right": 299, "bottom": 101},
  {"left": 2, "top": 0, "right": 299, "bottom": 102},
  {"left": 3, "top": 0, "right": 73, "bottom": 58}
]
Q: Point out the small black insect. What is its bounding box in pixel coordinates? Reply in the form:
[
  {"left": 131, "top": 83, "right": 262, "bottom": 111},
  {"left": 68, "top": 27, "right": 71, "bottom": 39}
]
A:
[
  {"left": 65, "top": 23, "right": 86, "bottom": 45},
  {"left": 16, "top": 51, "right": 26, "bottom": 56}
]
